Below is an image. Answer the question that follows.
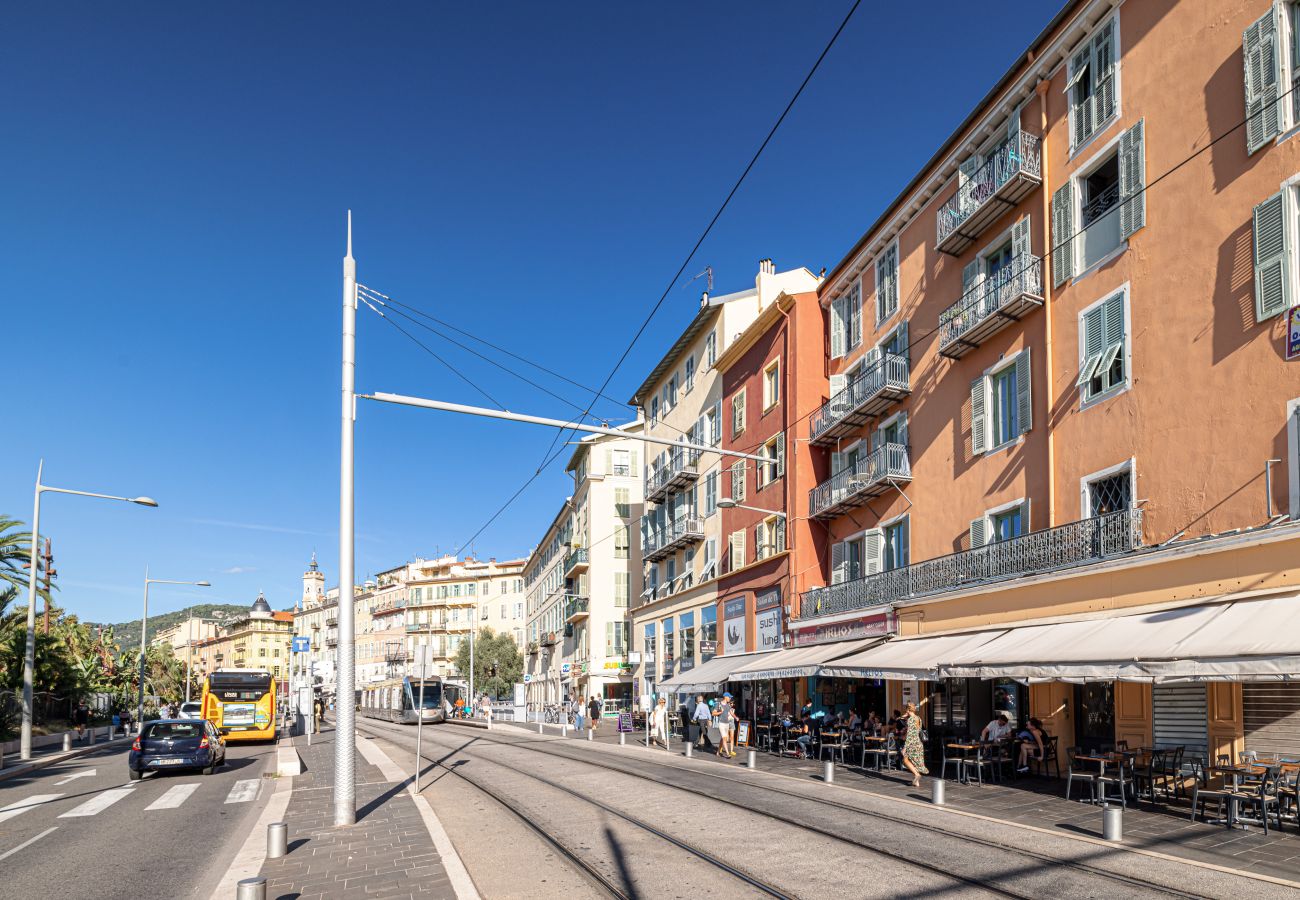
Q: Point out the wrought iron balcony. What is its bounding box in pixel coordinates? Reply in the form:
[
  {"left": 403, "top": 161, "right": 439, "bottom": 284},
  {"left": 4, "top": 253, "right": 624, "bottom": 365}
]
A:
[
  {"left": 798, "top": 509, "right": 1143, "bottom": 620},
  {"left": 405, "top": 621, "right": 447, "bottom": 633},
  {"left": 564, "top": 595, "right": 589, "bottom": 624},
  {"left": 645, "top": 445, "right": 702, "bottom": 503},
  {"left": 809, "top": 354, "right": 910, "bottom": 446},
  {"left": 540, "top": 630, "right": 558, "bottom": 647},
  {"left": 563, "top": 548, "right": 589, "bottom": 577},
  {"left": 936, "top": 132, "right": 1042, "bottom": 255},
  {"left": 643, "top": 515, "right": 705, "bottom": 561},
  {"left": 325, "top": 616, "right": 338, "bottom": 628},
  {"left": 939, "top": 255, "right": 1043, "bottom": 358},
  {"left": 326, "top": 635, "right": 338, "bottom": 647},
  {"left": 809, "top": 444, "right": 911, "bottom": 519},
  {"left": 526, "top": 640, "right": 539, "bottom": 655}
]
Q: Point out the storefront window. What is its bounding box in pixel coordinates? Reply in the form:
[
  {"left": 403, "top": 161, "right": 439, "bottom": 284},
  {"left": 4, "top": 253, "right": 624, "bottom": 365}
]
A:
[
  {"left": 679, "top": 612, "right": 695, "bottom": 671},
  {"left": 700, "top": 606, "right": 717, "bottom": 662},
  {"left": 993, "top": 678, "right": 1026, "bottom": 725},
  {"left": 930, "top": 678, "right": 969, "bottom": 735},
  {"left": 661, "top": 618, "right": 674, "bottom": 681}
]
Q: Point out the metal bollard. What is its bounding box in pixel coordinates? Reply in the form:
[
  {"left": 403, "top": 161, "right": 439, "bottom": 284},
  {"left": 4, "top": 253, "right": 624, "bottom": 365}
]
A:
[
  {"left": 684, "top": 741, "right": 693, "bottom": 758},
  {"left": 1102, "top": 804, "right": 1123, "bottom": 842},
  {"left": 562, "top": 725, "right": 568, "bottom": 738},
  {"left": 587, "top": 729, "right": 593, "bottom": 742},
  {"left": 63, "top": 733, "right": 72, "bottom": 752},
  {"left": 537, "top": 722, "right": 543, "bottom": 734},
  {"left": 619, "top": 731, "right": 625, "bottom": 746},
  {"left": 823, "top": 759, "right": 835, "bottom": 784},
  {"left": 932, "top": 779, "right": 946, "bottom": 805},
  {"left": 236, "top": 877, "right": 267, "bottom": 900},
  {"left": 747, "top": 748, "right": 757, "bottom": 769},
  {"left": 88, "top": 726, "right": 96, "bottom": 746},
  {"left": 0, "top": 747, "right": 5, "bottom": 770},
  {"left": 267, "top": 822, "right": 288, "bottom": 858}
]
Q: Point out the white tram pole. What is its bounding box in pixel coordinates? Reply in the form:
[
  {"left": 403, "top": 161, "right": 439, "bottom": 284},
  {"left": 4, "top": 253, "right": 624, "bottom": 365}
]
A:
[{"left": 335, "top": 212, "right": 358, "bottom": 827}]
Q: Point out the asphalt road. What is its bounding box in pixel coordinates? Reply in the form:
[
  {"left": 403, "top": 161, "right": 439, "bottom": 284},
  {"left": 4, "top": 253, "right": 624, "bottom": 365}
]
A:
[{"left": 0, "top": 737, "right": 277, "bottom": 900}]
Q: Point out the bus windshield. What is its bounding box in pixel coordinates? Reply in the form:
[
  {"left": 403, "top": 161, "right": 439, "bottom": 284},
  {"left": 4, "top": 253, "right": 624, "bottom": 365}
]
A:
[{"left": 208, "top": 672, "right": 273, "bottom": 701}]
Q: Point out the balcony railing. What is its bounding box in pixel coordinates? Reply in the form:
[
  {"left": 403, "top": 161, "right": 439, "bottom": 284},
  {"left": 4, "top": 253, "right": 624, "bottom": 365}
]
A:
[
  {"left": 526, "top": 640, "right": 539, "bottom": 655},
  {"left": 809, "top": 444, "right": 911, "bottom": 519},
  {"left": 646, "top": 445, "right": 702, "bottom": 503},
  {"left": 540, "top": 631, "right": 558, "bottom": 646},
  {"left": 936, "top": 132, "right": 1042, "bottom": 255},
  {"left": 798, "top": 509, "right": 1144, "bottom": 619},
  {"left": 810, "top": 354, "right": 911, "bottom": 446},
  {"left": 405, "top": 621, "right": 448, "bottom": 633},
  {"left": 564, "top": 595, "right": 590, "bottom": 623},
  {"left": 325, "top": 616, "right": 338, "bottom": 628},
  {"left": 939, "top": 254, "right": 1044, "bottom": 358},
  {"left": 643, "top": 515, "right": 705, "bottom": 561},
  {"left": 563, "top": 548, "right": 589, "bottom": 576},
  {"left": 326, "top": 635, "right": 338, "bottom": 647}
]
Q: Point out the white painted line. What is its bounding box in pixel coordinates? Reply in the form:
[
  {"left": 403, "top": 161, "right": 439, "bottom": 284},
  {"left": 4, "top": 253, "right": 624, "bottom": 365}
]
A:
[
  {"left": 0, "top": 826, "right": 58, "bottom": 862},
  {"left": 223, "top": 779, "right": 260, "bottom": 804},
  {"left": 358, "top": 735, "right": 407, "bottom": 783},
  {"left": 58, "top": 787, "right": 133, "bottom": 818},
  {"left": 0, "top": 794, "right": 64, "bottom": 824},
  {"left": 146, "top": 783, "right": 201, "bottom": 810},
  {"left": 54, "top": 768, "right": 96, "bottom": 786},
  {"left": 207, "top": 773, "right": 291, "bottom": 900}
]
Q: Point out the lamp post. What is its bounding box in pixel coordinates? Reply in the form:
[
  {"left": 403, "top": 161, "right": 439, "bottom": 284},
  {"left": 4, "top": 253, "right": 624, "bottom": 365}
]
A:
[
  {"left": 138, "top": 570, "right": 210, "bottom": 728},
  {"left": 715, "top": 499, "right": 788, "bottom": 517},
  {"left": 20, "top": 461, "right": 157, "bottom": 760}
]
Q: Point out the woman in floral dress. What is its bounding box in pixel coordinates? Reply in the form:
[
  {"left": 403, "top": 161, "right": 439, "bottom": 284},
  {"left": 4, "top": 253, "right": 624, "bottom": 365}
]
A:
[{"left": 901, "top": 701, "right": 928, "bottom": 787}]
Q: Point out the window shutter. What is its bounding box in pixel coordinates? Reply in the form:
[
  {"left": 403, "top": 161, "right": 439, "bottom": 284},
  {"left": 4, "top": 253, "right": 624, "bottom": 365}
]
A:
[
  {"left": 970, "top": 516, "right": 988, "bottom": 549},
  {"left": 1118, "top": 120, "right": 1146, "bottom": 239},
  {"left": 896, "top": 319, "right": 910, "bottom": 366},
  {"left": 604, "top": 449, "right": 613, "bottom": 476},
  {"left": 864, "top": 529, "right": 883, "bottom": 576},
  {"left": 1093, "top": 21, "right": 1116, "bottom": 125},
  {"left": 961, "top": 258, "right": 981, "bottom": 300},
  {"left": 776, "top": 432, "right": 786, "bottom": 477},
  {"left": 1071, "top": 51, "right": 1092, "bottom": 149},
  {"left": 775, "top": 516, "right": 786, "bottom": 552},
  {"left": 1077, "top": 305, "right": 1106, "bottom": 387},
  {"left": 1103, "top": 293, "right": 1125, "bottom": 346},
  {"left": 1015, "top": 347, "right": 1032, "bottom": 435},
  {"left": 1020, "top": 498, "right": 1031, "bottom": 533},
  {"left": 847, "top": 283, "right": 863, "bottom": 350},
  {"left": 1011, "top": 216, "right": 1032, "bottom": 261},
  {"left": 958, "top": 155, "right": 981, "bottom": 215},
  {"left": 630, "top": 448, "right": 638, "bottom": 471},
  {"left": 897, "top": 411, "right": 909, "bottom": 451},
  {"left": 830, "top": 450, "right": 844, "bottom": 475},
  {"left": 1052, "top": 181, "right": 1075, "bottom": 286},
  {"left": 830, "top": 541, "right": 846, "bottom": 585},
  {"left": 970, "top": 377, "right": 988, "bottom": 454},
  {"left": 1006, "top": 103, "right": 1022, "bottom": 149},
  {"left": 829, "top": 373, "right": 847, "bottom": 402},
  {"left": 830, "top": 296, "right": 846, "bottom": 359},
  {"left": 1253, "top": 190, "right": 1292, "bottom": 321},
  {"left": 1243, "top": 11, "right": 1281, "bottom": 155}
]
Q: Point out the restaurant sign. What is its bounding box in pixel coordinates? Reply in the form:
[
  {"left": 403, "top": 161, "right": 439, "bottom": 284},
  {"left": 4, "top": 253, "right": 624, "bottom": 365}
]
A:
[
  {"left": 755, "top": 585, "right": 782, "bottom": 611},
  {"left": 756, "top": 607, "right": 782, "bottom": 651},
  {"left": 790, "top": 611, "right": 894, "bottom": 648},
  {"left": 722, "top": 595, "right": 748, "bottom": 654}
]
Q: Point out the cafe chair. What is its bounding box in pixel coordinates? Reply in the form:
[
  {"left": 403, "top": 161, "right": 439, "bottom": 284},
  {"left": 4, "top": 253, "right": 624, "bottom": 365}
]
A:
[
  {"left": 1190, "top": 771, "right": 1236, "bottom": 825},
  {"left": 1234, "top": 765, "right": 1284, "bottom": 835},
  {"left": 1030, "top": 735, "right": 1061, "bottom": 778},
  {"left": 1066, "top": 747, "right": 1099, "bottom": 804},
  {"left": 941, "top": 742, "right": 966, "bottom": 782},
  {"left": 1096, "top": 755, "right": 1134, "bottom": 808},
  {"left": 1132, "top": 748, "right": 1168, "bottom": 803},
  {"left": 820, "top": 728, "right": 848, "bottom": 764},
  {"left": 965, "top": 743, "right": 998, "bottom": 786}
]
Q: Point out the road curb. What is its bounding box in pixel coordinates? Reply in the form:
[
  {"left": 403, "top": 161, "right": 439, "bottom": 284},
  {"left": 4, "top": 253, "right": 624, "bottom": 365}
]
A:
[{"left": 0, "top": 735, "right": 132, "bottom": 783}]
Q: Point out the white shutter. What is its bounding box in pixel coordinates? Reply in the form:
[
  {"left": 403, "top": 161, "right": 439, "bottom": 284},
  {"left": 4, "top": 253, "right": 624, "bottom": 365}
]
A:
[
  {"left": 895, "top": 319, "right": 910, "bottom": 366},
  {"left": 775, "top": 432, "right": 785, "bottom": 477},
  {"left": 1015, "top": 347, "right": 1032, "bottom": 436},
  {"left": 1118, "top": 120, "right": 1146, "bottom": 239},
  {"left": 1011, "top": 216, "right": 1032, "bottom": 262},
  {"left": 1006, "top": 103, "right": 1022, "bottom": 150},
  {"left": 830, "top": 541, "right": 846, "bottom": 585},
  {"left": 970, "top": 376, "right": 988, "bottom": 454},
  {"left": 848, "top": 282, "right": 862, "bottom": 349},
  {"left": 961, "top": 258, "right": 981, "bottom": 300},
  {"left": 830, "top": 450, "right": 844, "bottom": 475},
  {"left": 958, "top": 155, "right": 981, "bottom": 215},
  {"left": 604, "top": 449, "right": 612, "bottom": 476},
  {"left": 829, "top": 296, "right": 846, "bottom": 359},
  {"left": 1254, "top": 190, "right": 1292, "bottom": 321},
  {"left": 970, "top": 516, "right": 987, "bottom": 549},
  {"left": 1093, "top": 21, "right": 1116, "bottom": 126},
  {"left": 864, "top": 529, "right": 883, "bottom": 576},
  {"left": 1052, "top": 181, "right": 1075, "bottom": 286},
  {"left": 1244, "top": 10, "right": 1282, "bottom": 155},
  {"left": 829, "top": 372, "right": 847, "bottom": 402},
  {"left": 1020, "top": 498, "right": 1031, "bottom": 533},
  {"left": 897, "top": 411, "right": 909, "bottom": 451}
]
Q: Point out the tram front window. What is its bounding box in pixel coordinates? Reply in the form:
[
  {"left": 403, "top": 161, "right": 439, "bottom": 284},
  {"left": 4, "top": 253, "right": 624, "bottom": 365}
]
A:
[{"left": 405, "top": 682, "right": 444, "bottom": 710}]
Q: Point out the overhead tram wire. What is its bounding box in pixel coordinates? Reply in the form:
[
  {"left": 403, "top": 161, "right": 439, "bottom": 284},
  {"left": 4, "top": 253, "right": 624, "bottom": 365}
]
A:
[{"left": 453, "top": 0, "right": 866, "bottom": 553}]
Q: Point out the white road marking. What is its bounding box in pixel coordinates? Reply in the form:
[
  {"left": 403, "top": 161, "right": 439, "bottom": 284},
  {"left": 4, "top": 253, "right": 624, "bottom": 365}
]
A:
[
  {"left": 54, "top": 768, "right": 97, "bottom": 786},
  {"left": 0, "top": 827, "right": 58, "bottom": 862},
  {"left": 58, "top": 787, "right": 134, "bottom": 818},
  {"left": 224, "top": 779, "right": 259, "bottom": 804},
  {"left": 146, "top": 783, "right": 201, "bottom": 810},
  {"left": 0, "top": 794, "right": 64, "bottom": 824}
]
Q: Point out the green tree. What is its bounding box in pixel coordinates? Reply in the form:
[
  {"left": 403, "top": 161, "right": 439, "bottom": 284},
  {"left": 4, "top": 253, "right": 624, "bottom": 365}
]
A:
[
  {"left": 0, "top": 516, "right": 54, "bottom": 616},
  {"left": 453, "top": 627, "right": 522, "bottom": 700}
]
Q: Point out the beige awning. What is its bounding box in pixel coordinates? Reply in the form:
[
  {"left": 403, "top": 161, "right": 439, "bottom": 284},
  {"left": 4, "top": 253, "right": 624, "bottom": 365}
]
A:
[
  {"left": 820, "top": 631, "right": 1009, "bottom": 681},
  {"left": 727, "top": 639, "right": 884, "bottom": 682},
  {"left": 657, "top": 651, "right": 766, "bottom": 694}
]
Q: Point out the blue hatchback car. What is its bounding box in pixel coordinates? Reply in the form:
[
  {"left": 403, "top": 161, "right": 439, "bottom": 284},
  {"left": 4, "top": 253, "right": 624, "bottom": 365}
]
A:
[{"left": 128, "top": 718, "right": 226, "bottom": 779}]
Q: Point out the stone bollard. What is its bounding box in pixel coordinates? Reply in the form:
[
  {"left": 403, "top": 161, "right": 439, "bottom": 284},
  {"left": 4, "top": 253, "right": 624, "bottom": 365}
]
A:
[
  {"left": 823, "top": 759, "right": 835, "bottom": 784},
  {"left": 1102, "top": 804, "right": 1123, "bottom": 842},
  {"left": 63, "top": 733, "right": 72, "bottom": 752},
  {"left": 746, "top": 748, "right": 757, "bottom": 769},
  {"left": 931, "top": 779, "right": 946, "bottom": 805},
  {"left": 236, "top": 877, "right": 267, "bottom": 900},
  {"left": 267, "top": 822, "right": 288, "bottom": 859}
]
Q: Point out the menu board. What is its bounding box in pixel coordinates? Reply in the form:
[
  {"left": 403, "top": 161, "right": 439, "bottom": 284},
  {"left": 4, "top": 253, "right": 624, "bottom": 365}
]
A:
[{"left": 735, "top": 720, "right": 751, "bottom": 746}]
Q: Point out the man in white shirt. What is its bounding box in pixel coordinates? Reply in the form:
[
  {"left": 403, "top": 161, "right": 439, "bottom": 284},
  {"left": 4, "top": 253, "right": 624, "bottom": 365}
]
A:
[
  {"left": 981, "top": 713, "right": 1013, "bottom": 741},
  {"left": 692, "top": 695, "right": 715, "bottom": 751}
]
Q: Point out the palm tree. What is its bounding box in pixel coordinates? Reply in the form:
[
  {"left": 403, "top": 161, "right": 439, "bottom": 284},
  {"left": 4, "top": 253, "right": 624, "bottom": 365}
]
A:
[{"left": 0, "top": 517, "right": 52, "bottom": 617}]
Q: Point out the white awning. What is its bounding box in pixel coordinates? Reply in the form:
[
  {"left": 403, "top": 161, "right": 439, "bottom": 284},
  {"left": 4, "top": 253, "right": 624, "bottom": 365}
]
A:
[
  {"left": 820, "top": 631, "right": 1009, "bottom": 681},
  {"left": 657, "top": 651, "right": 766, "bottom": 694},
  {"left": 727, "top": 639, "right": 884, "bottom": 682},
  {"left": 938, "top": 592, "right": 1300, "bottom": 683}
]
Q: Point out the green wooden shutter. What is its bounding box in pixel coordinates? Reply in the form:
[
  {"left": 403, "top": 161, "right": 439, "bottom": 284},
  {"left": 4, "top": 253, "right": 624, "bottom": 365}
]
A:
[
  {"left": 896, "top": 319, "right": 910, "bottom": 366},
  {"left": 847, "top": 283, "right": 863, "bottom": 350},
  {"left": 1077, "top": 305, "right": 1106, "bottom": 388},
  {"left": 1052, "top": 181, "right": 1075, "bottom": 286},
  {"left": 969, "top": 516, "right": 987, "bottom": 549},
  {"left": 1254, "top": 191, "right": 1292, "bottom": 321},
  {"left": 962, "top": 258, "right": 981, "bottom": 305},
  {"left": 1093, "top": 21, "right": 1116, "bottom": 126},
  {"left": 1020, "top": 498, "right": 1031, "bottom": 533},
  {"left": 1119, "top": 120, "right": 1146, "bottom": 239},
  {"left": 864, "top": 529, "right": 883, "bottom": 576},
  {"left": 830, "top": 541, "right": 846, "bottom": 585},
  {"left": 1015, "top": 347, "right": 1032, "bottom": 435},
  {"left": 970, "top": 377, "right": 988, "bottom": 454},
  {"left": 1011, "top": 216, "right": 1032, "bottom": 260},
  {"left": 1244, "top": 10, "right": 1282, "bottom": 155},
  {"left": 830, "top": 296, "right": 846, "bottom": 359}
]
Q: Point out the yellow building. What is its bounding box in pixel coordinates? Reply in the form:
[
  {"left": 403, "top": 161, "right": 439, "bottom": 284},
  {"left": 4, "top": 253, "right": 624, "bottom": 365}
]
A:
[{"left": 193, "top": 594, "right": 294, "bottom": 694}]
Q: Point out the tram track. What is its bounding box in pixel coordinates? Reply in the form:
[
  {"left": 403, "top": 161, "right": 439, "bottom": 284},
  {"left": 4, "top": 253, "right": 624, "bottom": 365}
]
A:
[{"left": 362, "top": 718, "right": 1217, "bottom": 900}]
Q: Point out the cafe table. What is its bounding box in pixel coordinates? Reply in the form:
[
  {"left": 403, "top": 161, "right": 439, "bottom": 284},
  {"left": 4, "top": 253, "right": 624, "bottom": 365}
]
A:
[
  {"left": 1072, "top": 751, "right": 1140, "bottom": 805},
  {"left": 1207, "top": 764, "right": 1272, "bottom": 828},
  {"left": 945, "top": 742, "right": 981, "bottom": 785}
]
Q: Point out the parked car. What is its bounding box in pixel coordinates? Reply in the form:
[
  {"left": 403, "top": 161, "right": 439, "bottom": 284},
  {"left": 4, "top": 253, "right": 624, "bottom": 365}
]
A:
[
  {"left": 129, "top": 719, "right": 225, "bottom": 779},
  {"left": 178, "top": 702, "right": 202, "bottom": 719}
]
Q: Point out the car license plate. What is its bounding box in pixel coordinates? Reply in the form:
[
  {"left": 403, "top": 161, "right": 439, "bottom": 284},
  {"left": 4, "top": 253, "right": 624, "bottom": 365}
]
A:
[{"left": 154, "top": 758, "right": 185, "bottom": 766}]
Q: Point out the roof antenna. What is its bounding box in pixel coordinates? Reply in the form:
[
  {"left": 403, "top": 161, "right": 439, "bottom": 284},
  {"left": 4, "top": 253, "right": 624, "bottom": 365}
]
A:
[{"left": 685, "top": 266, "right": 713, "bottom": 294}]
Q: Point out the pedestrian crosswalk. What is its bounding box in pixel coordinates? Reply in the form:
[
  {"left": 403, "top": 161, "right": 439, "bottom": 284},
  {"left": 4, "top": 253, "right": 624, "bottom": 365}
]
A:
[
  {"left": 0, "top": 777, "right": 261, "bottom": 825},
  {"left": 0, "top": 794, "right": 64, "bottom": 824},
  {"left": 224, "top": 779, "right": 259, "bottom": 804},
  {"left": 145, "top": 783, "right": 201, "bottom": 810},
  {"left": 59, "top": 787, "right": 134, "bottom": 818}
]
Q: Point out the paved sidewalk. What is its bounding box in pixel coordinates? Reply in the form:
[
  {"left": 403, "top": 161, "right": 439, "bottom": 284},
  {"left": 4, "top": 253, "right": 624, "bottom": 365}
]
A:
[
  {"left": 257, "top": 727, "right": 457, "bottom": 900},
  {"left": 0, "top": 728, "right": 132, "bottom": 783}
]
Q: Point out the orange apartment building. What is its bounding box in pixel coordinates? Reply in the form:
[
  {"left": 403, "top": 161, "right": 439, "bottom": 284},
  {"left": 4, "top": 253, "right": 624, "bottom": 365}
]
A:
[{"left": 688, "top": 0, "right": 1300, "bottom": 762}]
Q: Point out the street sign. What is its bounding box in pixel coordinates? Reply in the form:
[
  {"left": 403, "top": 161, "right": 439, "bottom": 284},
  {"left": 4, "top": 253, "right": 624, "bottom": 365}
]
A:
[
  {"left": 291, "top": 637, "right": 311, "bottom": 653},
  {"left": 523, "top": 674, "right": 532, "bottom": 683},
  {"left": 1287, "top": 306, "right": 1300, "bottom": 361}
]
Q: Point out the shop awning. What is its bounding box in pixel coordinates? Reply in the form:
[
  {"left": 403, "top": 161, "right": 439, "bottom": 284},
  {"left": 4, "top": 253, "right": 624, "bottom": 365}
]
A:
[
  {"left": 820, "top": 631, "right": 1009, "bottom": 681},
  {"left": 727, "top": 639, "right": 884, "bottom": 682},
  {"left": 937, "top": 592, "right": 1300, "bottom": 683},
  {"left": 657, "top": 651, "right": 766, "bottom": 694}
]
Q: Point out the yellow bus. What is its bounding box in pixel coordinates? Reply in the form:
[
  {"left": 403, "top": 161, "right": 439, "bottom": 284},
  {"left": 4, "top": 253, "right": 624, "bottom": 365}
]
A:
[{"left": 201, "top": 668, "right": 277, "bottom": 742}]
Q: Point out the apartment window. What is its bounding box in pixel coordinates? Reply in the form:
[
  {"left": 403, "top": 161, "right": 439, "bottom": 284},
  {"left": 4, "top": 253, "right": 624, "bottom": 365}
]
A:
[
  {"left": 1086, "top": 466, "right": 1132, "bottom": 516},
  {"left": 665, "top": 556, "right": 676, "bottom": 587},
  {"left": 1253, "top": 189, "right": 1297, "bottom": 322},
  {"left": 615, "top": 488, "right": 630, "bottom": 518},
  {"left": 728, "top": 530, "right": 746, "bottom": 572},
  {"left": 500, "top": 603, "right": 507, "bottom": 619},
  {"left": 702, "top": 471, "right": 718, "bottom": 515},
  {"left": 643, "top": 623, "right": 656, "bottom": 660},
  {"left": 971, "top": 350, "right": 1031, "bottom": 454},
  {"left": 1052, "top": 121, "right": 1144, "bottom": 284},
  {"left": 650, "top": 396, "right": 659, "bottom": 424},
  {"left": 614, "top": 572, "right": 628, "bottom": 608},
  {"left": 705, "top": 404, "right": 721, "bottom": 445},
  {"left": 883, "top": 518, "right": 909, "bottom": 571},
  {"left": 1067, "top": 17, "right": 1117, "bottom": 151},
  {"left": 701, "top": 606, "right": 717, "bottom": 661},
  {"left": 732, "top": 389, "right": 747, "bottom": 436},
  {"left": 662, "top": 617, "right": 675, "bottom": 679},
  {"left": 1076, "top": 290, "right": 1127, "bottom": 403},
  {"left": 612, "top": 449, "right": 631, "bottom": 477},
  {"left": 704, "top": 331, "right": 717, "bottom": 367},
  {"left": 830, "top": 281, "right": 862, "bottom": 359},
  {"left": 972, "top": 499, "right": 1030, "bottom": 547},
  {"left": 668, "top": 374, "right": 679, "bottom": 409},
  {"left": 875, "top": 243, "right": 899, "bottom": 325},
  {"left": 832, "top": 534, "right": 872, "bottom": 584},
  {"left": 684, "top": 355, "right": 695, "bottom": 393},
  {"left": 762, "top": 359, "right": 781, "bottom": 411},
  {"left": 731, "top": 461, "right": 746, "bottom": 503},
  {"left": 259, "top": 647, "right": 267, "bottom": 657},
  {"left": 515, "top": 601, "right": 523, "bottom": 618},
  {"left": 614, "top": 525, "right": 629, "bottom": 559},
  {"left": 756, "top": 515, "right": 785, "bottom": 561},
  {"left": 679, "top": 612, "right": 695, "bottom": 670},
  {"left": 702, "top": 538, "right": 717, "bottom": 580},
  {"left": 606, "top": 621, "right": 627, "bottom": 657},
  {"left": 758, "top": 434, "right": 785, "bottom": 488},
  {"left": 467, "top": 583, "right": 477, "bottom": 596}
]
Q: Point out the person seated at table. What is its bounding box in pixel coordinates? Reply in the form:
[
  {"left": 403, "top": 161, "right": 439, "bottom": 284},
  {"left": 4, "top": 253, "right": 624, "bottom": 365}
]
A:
[
  {"left": 847, "top": 710, "right": 862, "bottom": 732},
  {"left": 981, "top": 713, "right": 1013, "bottom": 742},
  {"left": 791, "top": 714, "right": 815, "bottom": 758},
  {"left": 864, "top": 711, "right": 882, "bottom": 737},
  {"left": 1016, "top": 717, "right": 1047, "bottom": 773}
]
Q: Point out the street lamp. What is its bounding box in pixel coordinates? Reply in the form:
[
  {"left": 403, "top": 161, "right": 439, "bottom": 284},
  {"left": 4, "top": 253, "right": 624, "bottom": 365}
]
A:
[
  {"left": 20, "top": 460, "right": 157, "bottom": 760},
  {"left": 716, "top": 498, "right": 788, "bottom": 517},
  {"left": 138, "top": 569, "right": 210, "bottom": 728}
]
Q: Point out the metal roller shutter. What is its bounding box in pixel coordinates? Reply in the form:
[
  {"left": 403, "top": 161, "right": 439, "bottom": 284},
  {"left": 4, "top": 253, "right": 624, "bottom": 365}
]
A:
[
  {"left": 1244, "top": 684, "right": 1300, "bottom": 758},
  {"left": 1152, "top": 684, "right": 1207, "bottom": 760}
]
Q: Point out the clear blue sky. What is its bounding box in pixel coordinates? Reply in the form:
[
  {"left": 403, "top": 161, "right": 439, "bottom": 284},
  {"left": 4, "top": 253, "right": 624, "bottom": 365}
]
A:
[{"left": 1, "top": 1, "right": 1053, "bottom": 623}]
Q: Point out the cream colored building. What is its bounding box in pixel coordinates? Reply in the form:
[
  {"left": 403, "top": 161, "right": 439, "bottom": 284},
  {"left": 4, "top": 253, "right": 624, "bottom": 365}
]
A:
[
  {"left": 193, "top": 594, "right": 294, "bottom": 693},
  {"left": 152, "top": 616, "right": 222, "bottom": 652},
  {"left": 628, "top": 262, "right": 818, "bottom": 697}
]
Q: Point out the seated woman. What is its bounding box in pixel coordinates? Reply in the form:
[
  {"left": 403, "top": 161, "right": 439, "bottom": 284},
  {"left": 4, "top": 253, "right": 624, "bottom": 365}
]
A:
[
  {"left": 1016, "top": 717, "right": 1047, "bottom": 773},
  {"left": 847, "top": 710, "right": 862, "bottom": 732},
  {"left": 865, "top": 711, "right": 882, "bottom": 737}
]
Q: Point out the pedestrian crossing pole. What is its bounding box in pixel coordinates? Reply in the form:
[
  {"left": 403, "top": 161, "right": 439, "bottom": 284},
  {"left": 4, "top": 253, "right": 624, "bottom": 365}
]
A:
[{"left": 335, "top": 212, "right": 358, "bottom": 827}]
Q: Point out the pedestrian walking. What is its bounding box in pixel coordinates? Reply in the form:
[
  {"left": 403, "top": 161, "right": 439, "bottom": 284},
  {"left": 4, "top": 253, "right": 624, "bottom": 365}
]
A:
[
  {"left": 587, "top": 695, "right": 602, "bottom": 733},
  {"left": 692, "top": 695, "right": 715, "bottom": 751},
  {"left": 649, "top": 696, "right": 669, "bottom": 748},
  {"left": 715, "top": 693, "right": 736, "bottom": 759},
  {"left": 72, "top": 701, "right": 89, "bottom": 742},
  {"left": 901, "top": 701, "right": 929, "bottom": 787}
]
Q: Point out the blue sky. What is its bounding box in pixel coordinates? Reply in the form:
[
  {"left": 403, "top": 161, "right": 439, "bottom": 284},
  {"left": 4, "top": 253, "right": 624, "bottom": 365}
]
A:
[{"left": 1, "top": 1, "right": 1053, "bottom": 622}]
